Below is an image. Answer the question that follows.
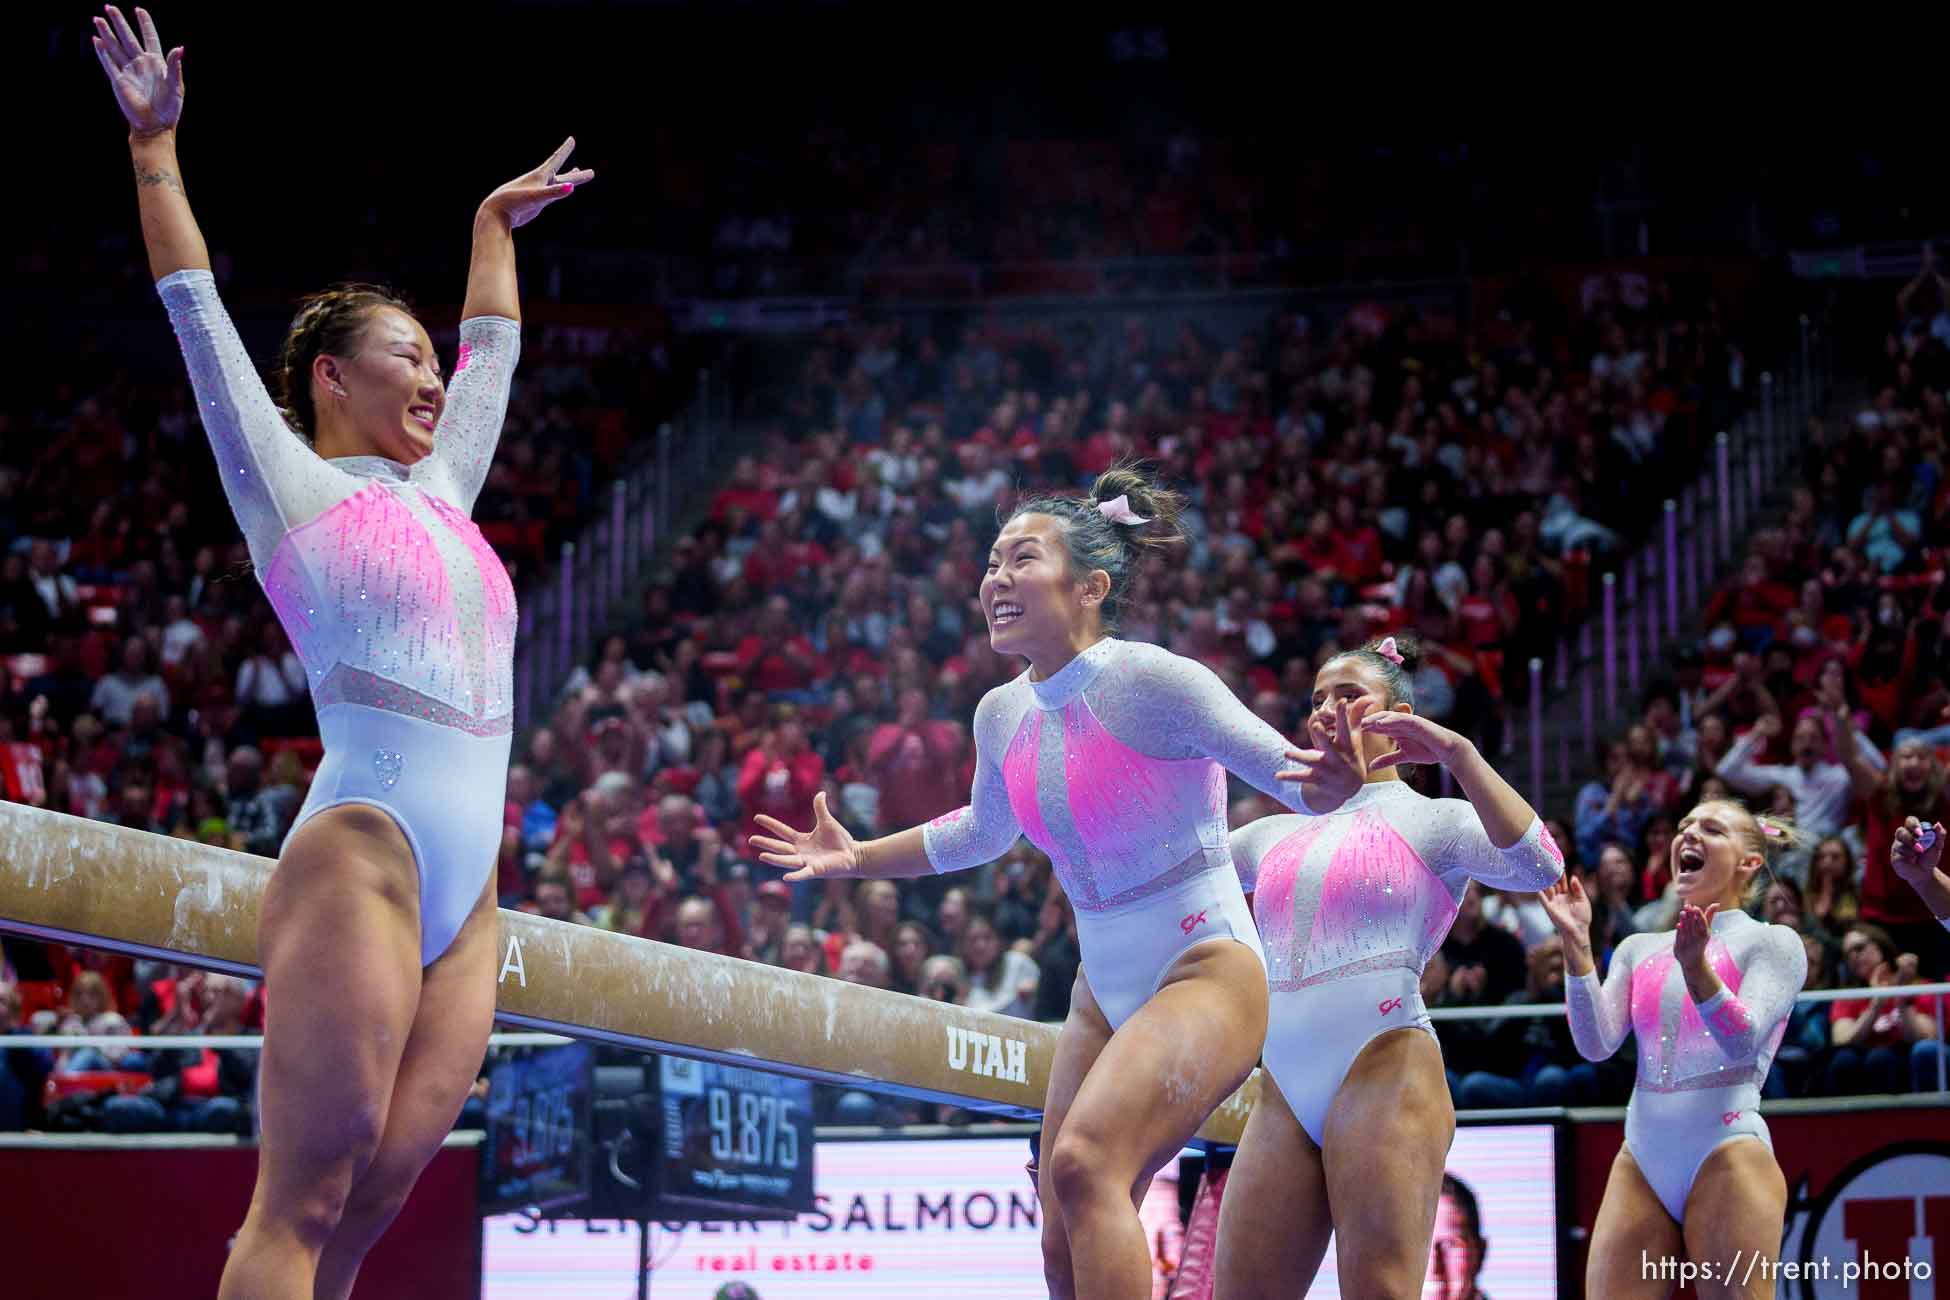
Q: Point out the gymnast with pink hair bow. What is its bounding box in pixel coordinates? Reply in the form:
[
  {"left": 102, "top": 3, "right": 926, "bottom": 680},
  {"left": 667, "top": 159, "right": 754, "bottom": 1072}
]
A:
[{"left": 1214, "top": 632, "right": 1564, "bottom": 1300}]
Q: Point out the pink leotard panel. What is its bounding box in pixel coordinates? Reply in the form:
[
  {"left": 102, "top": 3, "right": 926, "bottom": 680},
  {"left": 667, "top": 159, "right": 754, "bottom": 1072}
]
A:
[
  {"left": 1230, "top": 781, "right": 1564, "bottom": 991},
  {"left": 1055, "top": 697, "right": 1227, "bottom": 901},
  {"left": 1568, "top": 912, "right": 1806, "bottom": 1093},
  {"left": 1001, "top": 711, "right": 1054, "bottom": 852},
  {"left": 1302, "top": 811, "right": 1457, "bottom": 980},
  {"left": 923, "top": 638, "right": 1316, "bottom": 912}
]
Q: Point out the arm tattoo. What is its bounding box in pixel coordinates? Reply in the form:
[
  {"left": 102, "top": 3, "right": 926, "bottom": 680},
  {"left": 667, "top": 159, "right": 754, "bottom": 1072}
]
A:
[{"left": 133, "top": 161, "right": 184, "bottom": 197}]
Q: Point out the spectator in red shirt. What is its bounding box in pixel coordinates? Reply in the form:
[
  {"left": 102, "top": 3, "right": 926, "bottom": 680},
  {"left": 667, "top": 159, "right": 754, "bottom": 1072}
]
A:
[
  {"left": 865, "top": 687, "right": 969, "bottom": 829},
  {"left": 1824, "top": 923, "right": 1941, "bottom": 1095},
  {"left": 545, "top": 778, "right": 642, "bottom": 912},
  {"left": 662, "top": 841, "right": 748, "bottom": 956},
  {"left": 1701, "top": 553, "right": 1797, "bottom": 647},
  {"left": 1294, "top": 508, "right": 1345, "bottom": 581},
  {"left": 1329, "top": 496, "right": 1384, "bottom": 584},
  {"left": 1836, "top": 714, "right": 1950, "bottom": 977},
  {"left": 735, "top": 719, "right": 825, "bottom": 854},
  {"left": 711, "top": 456, "right": 779, "bottom": 522},
  {"left": 1848, "top": 601, "right": 1923, "bottom": 736},
  {"left": 735, "top": 597, "right": 826, "bottom": 695}
]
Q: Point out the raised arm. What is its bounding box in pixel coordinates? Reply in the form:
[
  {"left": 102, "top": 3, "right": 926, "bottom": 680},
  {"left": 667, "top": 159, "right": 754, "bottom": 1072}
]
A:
[
  {"left": 1825, "top": 690, "right": 1882, "bottom": 801},
  {"left": 97, "top": 8, "right": 344, "bottom": 567},
  {"left": 1362, "top": 711, "right": 1562, "bottom": 889},
  {"left": 95, "top": 7, "right": 199, "bottom": 279},
  {"left": 1893, "top": 817, "right": 1950, "bottom": 927},
  {"left": 1566, "top": 938, "right": 1640, "bottom": 1061},
  {"left": 1539, "top": 877, "right": 1634, "bottom": 1059},
  {"left": 1715, "top": 716, "right": 1788, "bottom": 796},
  {"left": 416, "top": 139, "right": 592, "bottom": 511}
]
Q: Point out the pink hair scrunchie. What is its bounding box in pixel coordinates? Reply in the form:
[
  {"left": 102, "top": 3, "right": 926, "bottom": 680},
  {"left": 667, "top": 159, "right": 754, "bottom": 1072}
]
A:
[
  {"left": 1375, "top": 636, "right": 1405, "bottom": 666},
  {"left": 1097, "top": 494, "right": 1150, "bottom": 526}
]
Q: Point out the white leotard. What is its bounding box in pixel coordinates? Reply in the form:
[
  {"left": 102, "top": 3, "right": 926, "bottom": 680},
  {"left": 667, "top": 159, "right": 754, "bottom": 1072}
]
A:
[
  {"left": 1567, "top": 910, "right": 1806, "bottom": 1220},
  {"left": 1231, "top": 781, "right": 1564, "bottom": 1141},
  {"left": 921, "top": 637, "right": 1315, "bottom": 1025},
  {"left": 161, "top": 269, "right": 518, "bottom": 962}
]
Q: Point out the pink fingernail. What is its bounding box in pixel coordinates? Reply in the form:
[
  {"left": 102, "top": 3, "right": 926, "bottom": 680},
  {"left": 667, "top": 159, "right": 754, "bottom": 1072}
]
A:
[{"left": 559, "top": 183, "right": 575, "bottom": 195}]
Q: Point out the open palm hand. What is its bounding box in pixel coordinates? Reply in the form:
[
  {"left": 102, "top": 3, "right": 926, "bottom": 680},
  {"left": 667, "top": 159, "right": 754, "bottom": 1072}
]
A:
[
  {"left": 92, "top": 6, "right": 183, "bottom": 136},
  {"left": 749, "top": 792, "right": 861, "bottom": 882}
]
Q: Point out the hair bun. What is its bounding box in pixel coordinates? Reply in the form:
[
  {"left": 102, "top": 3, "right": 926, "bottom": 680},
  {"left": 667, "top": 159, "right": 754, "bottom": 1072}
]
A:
[
  {"left": 1087, "top": 460, "right": 1187, "bottom": 552},
  {"left": 1370, "top": 632, "right": 1424, "bottom": 675}
]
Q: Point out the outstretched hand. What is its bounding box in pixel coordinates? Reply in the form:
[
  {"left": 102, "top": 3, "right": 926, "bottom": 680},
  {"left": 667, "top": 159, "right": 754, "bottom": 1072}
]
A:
[
  {"left": 93, "top": 5, "right": 183, "bottom": 137},
  {"left": 1361, "top": 710, "right": 1467, "bottom": 771},
  {"left": 748, "top": 791, "right": 861, "bottom": 883},
  {"left": 478, "top": 137, "right": 595, "bottom": 231}
]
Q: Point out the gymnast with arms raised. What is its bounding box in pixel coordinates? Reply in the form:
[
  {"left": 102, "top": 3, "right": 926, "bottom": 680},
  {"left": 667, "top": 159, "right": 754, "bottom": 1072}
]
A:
[
  {"left": 92, "top": 8, "right": 591, "bottom": 1296},
  {"left": 751, "top": 464, "right": 1366, "bottom": 1300}
]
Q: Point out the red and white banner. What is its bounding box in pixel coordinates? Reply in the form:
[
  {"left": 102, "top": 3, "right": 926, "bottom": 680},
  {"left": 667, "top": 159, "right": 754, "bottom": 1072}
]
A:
[{"left": 1573, "top": 1108, "right": 1950, "bottom": 1298}]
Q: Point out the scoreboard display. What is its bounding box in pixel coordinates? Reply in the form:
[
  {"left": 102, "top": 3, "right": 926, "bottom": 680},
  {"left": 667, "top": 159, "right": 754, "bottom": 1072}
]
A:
[
  {"left": 655, "top": 1056, "right": 816, "bottom": 1219},
  {"left": 478, "top": 1043, "right": 595, "bottom": 1217}
]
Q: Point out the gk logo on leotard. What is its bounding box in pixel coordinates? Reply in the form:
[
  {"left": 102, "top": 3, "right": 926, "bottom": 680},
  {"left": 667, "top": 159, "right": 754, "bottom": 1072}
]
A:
[
  {"left": 1180, "top": 909, "right": 1209, "bottom": 935},
  {"left": 945, "top": 1025, "right": 1028, "bottom": 1085},
  {"left": 1722, "top": 1111, "right": 1741, "bottom": 1126},
  {"left": 1377, "top": 997, "right": 1405, "bottom": 1016}
]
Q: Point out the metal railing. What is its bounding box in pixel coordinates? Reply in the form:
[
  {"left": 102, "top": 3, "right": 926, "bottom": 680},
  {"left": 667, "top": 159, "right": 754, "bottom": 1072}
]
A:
[
  {"left": 510, "top": 369, "right": 738, "bottom": 735},
  {"left": 1507, "top": 313, "right": 1834, "bottom": 813},
  {"left": 13, "top": 974, "right": 1946, "bottom": 1092}
]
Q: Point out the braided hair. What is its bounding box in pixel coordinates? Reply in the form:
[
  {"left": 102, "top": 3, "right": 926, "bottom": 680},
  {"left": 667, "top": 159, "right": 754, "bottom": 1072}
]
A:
[
  {"left": 1003, "top": 461, "right": 1186, "bottom": 633},
  {"left": 272, "top": 282, "right": 414, "bottom": 442}
]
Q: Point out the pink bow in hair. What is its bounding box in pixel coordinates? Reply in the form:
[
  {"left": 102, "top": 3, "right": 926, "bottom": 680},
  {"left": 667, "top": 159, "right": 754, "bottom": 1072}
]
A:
[
  {"left": 1097, "top": 495, "right": 1150, "bottom": 526},
  {"left": 1375, "top": 636, "right": 1405, "bottom": 666}
]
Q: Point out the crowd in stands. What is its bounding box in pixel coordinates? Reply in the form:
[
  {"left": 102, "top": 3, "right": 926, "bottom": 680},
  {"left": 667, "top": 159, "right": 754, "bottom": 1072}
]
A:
[{"left": 10, "top": 223, "right": 1950, "bottom": 1133}]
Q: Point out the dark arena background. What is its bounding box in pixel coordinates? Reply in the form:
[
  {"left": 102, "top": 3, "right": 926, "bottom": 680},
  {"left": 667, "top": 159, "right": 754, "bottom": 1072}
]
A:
[{"left": 5, "top": 5, "right": 1950, "bottom": 1297}]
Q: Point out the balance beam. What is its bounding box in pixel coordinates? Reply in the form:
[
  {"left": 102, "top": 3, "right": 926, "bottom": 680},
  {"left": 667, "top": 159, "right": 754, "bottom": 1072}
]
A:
[{"left": 0, "top": 803, "right": 1256, "bottom": 1142}]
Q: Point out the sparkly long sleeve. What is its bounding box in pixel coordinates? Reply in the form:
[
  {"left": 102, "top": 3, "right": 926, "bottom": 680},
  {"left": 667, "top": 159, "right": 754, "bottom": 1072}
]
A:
[
  {"left": 1428, "top": 810, "right": 1566, "bottom": 891},
  {"left": 417, "top": 315, "right": 520, "bottom": 512},
  {"left": 921, "top": 687, "right": 1023, "bottom": 874},
  {"left": 1567, "top": 937, "right": 1643, "bottom": 1061},
  {"left": 1693, "top": 927, "right": 1807, "bottom": 1063},
  {"left": 1228, "top": 815, "right": 1301, "bottom": 895},
  {"left": 1093, "top": 642, "right": 1313, "bottom": 811},
  {"left": 157, "top": 270, "right": 351, "bottom": 571}
]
